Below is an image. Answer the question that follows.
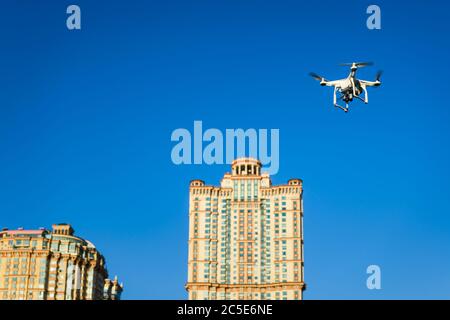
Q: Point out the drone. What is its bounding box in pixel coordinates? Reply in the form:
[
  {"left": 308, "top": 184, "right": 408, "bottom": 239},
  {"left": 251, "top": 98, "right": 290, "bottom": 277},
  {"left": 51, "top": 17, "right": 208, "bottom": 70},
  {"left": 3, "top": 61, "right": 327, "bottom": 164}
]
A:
[{"left": 310, "top": 62, "right": 382, "bottom": 112}]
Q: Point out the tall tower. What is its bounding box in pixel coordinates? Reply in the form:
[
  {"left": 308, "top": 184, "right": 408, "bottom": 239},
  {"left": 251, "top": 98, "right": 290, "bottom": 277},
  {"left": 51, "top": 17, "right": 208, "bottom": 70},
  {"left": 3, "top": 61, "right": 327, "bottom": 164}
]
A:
[
  {"left": 0, "top": 223, "right": 123, "bottom": 300},
  {"left": 186, "top": 158, "right": 305, "bottom": 300}
]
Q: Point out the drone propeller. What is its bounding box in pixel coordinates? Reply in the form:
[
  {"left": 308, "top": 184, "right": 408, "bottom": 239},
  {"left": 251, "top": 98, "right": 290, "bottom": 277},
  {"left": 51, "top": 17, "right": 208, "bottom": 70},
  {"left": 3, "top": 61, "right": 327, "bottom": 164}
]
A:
[
  {"left": 309, "top": 72, "right": 327, "bottom": 82},
  {"left": 340, "top": 62, "right": 374, "bottom": 68},
  {"left": 375, "top": 70, "right": 383, "bottom": 81}
]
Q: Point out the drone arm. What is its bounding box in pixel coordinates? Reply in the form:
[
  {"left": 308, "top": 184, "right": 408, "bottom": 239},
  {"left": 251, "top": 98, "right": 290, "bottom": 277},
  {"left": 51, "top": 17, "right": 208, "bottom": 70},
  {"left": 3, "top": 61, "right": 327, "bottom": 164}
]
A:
[
  {"left": 362, "top": 85, "right": 368, "bottom": 103},
  {"left": 324, "top": 80, "right": 340, "bottom": 87},
  {"left": 360, "top": 80, "right": 380, "bottom": 87},
  {"left": 350, "top": 78, "right": 356, "bottom": 96},
  {"left": 333, "top": 86, "right": 337, "bottom": 105}
]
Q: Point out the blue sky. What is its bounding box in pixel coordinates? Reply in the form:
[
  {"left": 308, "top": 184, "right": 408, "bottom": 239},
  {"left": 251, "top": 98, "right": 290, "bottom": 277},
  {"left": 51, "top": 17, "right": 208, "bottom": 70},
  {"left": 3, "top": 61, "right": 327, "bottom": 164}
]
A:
[{"left": 1, "top": 0, "right": 450, "bottom": 299}]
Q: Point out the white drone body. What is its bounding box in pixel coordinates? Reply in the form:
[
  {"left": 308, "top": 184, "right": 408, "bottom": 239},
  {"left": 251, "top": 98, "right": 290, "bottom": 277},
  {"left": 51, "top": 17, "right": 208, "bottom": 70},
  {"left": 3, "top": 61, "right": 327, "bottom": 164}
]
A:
[{"left": 310, "top": 62, "right": 382, "bottom": 112}]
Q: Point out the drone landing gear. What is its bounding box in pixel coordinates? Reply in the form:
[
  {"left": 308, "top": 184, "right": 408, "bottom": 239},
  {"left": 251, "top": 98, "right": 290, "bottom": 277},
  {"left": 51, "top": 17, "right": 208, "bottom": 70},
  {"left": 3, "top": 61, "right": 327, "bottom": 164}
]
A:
[
  {"left": 355, "top": 95, "right": 366, "bottom": 103},
  {"left": 334, "top": 103, "right": 349, "bottom": 113},
  {"left": 333, "top": 88, "right": 349, "bottom": 113}
]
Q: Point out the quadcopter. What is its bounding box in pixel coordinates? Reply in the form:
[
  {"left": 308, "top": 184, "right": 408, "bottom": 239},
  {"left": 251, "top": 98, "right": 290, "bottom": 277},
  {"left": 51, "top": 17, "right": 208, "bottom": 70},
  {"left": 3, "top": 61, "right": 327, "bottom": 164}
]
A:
[{"left": 310, "top": 62, "right": 382, "bottom": 112}]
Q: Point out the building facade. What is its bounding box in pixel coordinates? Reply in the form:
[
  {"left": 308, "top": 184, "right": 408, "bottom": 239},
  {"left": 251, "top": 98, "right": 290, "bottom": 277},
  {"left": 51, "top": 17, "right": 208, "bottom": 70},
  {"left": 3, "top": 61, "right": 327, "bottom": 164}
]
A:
[
  {"left": 0, "top": 223, "right": 122, "bottom": 300},
  {"left": 186, "top": 158, "right": 305, "bottom": 300}
]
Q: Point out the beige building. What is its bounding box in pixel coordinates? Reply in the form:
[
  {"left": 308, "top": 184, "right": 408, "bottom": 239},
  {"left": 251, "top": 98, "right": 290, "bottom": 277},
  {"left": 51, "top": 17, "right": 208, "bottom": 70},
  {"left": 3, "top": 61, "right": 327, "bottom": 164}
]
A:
[
  {"left": 186, "top": 158, "right": 305, "bottom": 300},
  {"left": 0, "top": 223, "right": 123, "bottom": 300}
]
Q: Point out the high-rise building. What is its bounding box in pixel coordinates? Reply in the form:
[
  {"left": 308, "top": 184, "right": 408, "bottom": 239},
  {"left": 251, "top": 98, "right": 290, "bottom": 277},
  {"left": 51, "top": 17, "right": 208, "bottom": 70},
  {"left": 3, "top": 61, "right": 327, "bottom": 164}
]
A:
[
  {"left": 0, "top": 223, "right": 123, "bottom": 300},
  {"left": 186, "top": 158, "right": 305, "bottom": 300},
  {"left": 103, "top": 276, "right": 123, "bottom": 300}
]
